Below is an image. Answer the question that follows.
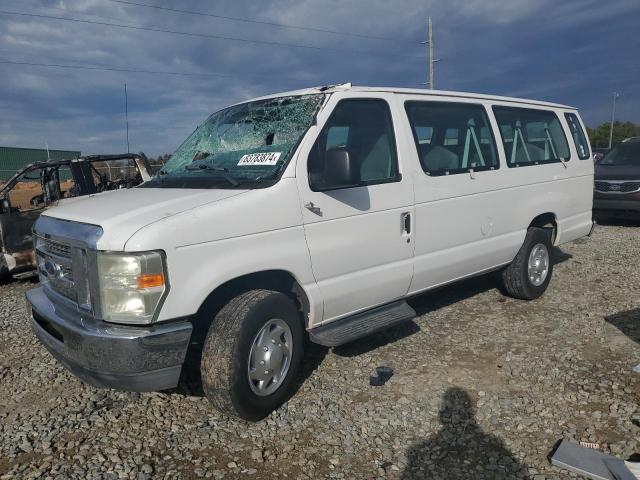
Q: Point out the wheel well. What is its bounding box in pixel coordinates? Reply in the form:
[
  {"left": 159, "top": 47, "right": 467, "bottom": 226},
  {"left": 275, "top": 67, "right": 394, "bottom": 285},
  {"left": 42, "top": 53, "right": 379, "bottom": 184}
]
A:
[
  {"left": 194, "top": 270, "right": 310, "bottom": 329},
  {"left": 180, "top": 271, "right": 310, "bottom": 388},
  {"left": 528, "top": 213, "right": 557, "bottom": 244}
]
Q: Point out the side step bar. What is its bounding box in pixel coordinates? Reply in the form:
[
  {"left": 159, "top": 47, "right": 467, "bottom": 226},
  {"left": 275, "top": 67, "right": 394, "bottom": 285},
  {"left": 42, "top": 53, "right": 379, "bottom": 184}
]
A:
[{"left": 308, "top": 300, "right": 416, "bottom": 347}]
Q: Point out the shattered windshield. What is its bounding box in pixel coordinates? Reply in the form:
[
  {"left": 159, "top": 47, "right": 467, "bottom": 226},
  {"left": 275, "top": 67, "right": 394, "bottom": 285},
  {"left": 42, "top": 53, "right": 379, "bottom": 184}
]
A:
[{"left": 146, "top": 94, "right": 324, "bottom": 189}]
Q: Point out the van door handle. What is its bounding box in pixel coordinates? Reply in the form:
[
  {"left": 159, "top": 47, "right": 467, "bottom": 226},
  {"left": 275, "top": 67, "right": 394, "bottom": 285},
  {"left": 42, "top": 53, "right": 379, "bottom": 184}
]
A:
[{"left": 401, "top": 212, "right": 411, "bottom": 235}]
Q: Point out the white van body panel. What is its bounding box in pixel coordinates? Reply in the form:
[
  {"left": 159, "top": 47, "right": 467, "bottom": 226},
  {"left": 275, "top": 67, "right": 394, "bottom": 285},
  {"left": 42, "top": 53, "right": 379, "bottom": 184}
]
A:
[
  {"left": 124, "top": 177, "right": 321, "bottom": 323},
  {"left": 36, "top": 86, "right": 593, "bottom": 331},
  {"left": 294, "top": 92, "right": 415, "bottom": 325},
  {"left": 42, "top": 187, "right": 248, "bottom": 251},
  {"left": 393, "top": 94, "right": 594, "bottom": 295}
]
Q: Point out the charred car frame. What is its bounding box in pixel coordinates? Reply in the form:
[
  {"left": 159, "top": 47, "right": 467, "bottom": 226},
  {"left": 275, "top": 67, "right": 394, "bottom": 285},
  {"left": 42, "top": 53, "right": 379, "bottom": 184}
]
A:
[{"left": 0, "top": 153, "right": 153, "bottom": 279}]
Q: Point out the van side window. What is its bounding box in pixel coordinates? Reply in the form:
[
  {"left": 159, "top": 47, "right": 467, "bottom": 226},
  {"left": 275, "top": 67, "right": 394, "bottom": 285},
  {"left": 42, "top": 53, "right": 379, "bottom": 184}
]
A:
[
  {"left": 404, "top": 101, "right": 499, "bottom": 176},
  {"left": 564, "top": 113, "right": 590, "bottom": 160},
  {"left": 308, "top": 99, "right": 399, "bottom": 189},
  {"left": 492, "top": 106, "right": 570, "bottom": 167}
]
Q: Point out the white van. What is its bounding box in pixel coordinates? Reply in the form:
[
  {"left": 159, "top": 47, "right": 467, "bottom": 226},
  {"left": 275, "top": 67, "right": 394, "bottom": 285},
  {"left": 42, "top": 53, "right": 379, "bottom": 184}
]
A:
[{"left": 27, "top": 84, "right": 594, "bottom": 420}]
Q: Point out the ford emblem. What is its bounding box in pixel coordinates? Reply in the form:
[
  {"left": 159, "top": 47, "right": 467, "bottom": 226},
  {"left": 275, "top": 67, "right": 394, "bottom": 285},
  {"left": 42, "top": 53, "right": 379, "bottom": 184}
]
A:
[{"left": 44, "top": 259, "right": 61, "bottom": 278}]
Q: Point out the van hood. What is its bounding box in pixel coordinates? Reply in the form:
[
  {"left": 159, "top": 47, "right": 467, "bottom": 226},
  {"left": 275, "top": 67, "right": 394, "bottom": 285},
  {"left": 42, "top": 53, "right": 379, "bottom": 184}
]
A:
[
  {"left": 595, "top": 163, "right": 640, "bottom": 180},
  {"left": 42, "top": 187, "right": 248, "bottom": 250}
]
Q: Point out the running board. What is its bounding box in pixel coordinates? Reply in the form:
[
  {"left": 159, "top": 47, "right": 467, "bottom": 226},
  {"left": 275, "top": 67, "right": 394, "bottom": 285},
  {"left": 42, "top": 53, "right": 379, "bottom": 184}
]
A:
[{"left": 308, "top": 300, "right": 416, "bottom": 347}]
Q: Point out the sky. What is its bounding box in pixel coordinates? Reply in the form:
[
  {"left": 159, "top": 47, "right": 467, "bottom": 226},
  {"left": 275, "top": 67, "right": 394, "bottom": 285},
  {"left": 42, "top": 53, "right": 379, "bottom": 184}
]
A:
[{"left": 1, "top": 0, "right": 639, "bottom": 157}]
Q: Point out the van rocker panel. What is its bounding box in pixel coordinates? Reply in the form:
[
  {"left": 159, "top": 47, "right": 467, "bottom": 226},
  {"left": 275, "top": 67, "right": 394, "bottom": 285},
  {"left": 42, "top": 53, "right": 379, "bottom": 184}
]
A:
[{"left": 27, "top": 286, "right": 192, "bottom": 391}]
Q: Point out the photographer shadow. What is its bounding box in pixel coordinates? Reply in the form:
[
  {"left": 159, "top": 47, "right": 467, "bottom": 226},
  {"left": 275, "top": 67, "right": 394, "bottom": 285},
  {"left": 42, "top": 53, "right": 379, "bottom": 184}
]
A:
[
  {"left": 605, "top": 308, "right": 640, "bottom": 346},
  {"left": 402, "top": 387, "right": 529, "bottom": 480}
]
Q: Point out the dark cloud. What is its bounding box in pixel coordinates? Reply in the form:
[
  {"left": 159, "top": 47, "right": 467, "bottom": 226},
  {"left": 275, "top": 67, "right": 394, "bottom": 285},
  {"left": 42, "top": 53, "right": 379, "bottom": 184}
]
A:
[{"left": 0, "top": 0, "right": 638, "bottom": 156}]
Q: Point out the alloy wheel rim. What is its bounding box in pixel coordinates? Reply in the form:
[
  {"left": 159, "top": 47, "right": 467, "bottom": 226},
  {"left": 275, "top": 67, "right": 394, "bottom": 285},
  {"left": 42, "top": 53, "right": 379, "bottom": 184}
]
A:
[
  {"left": 247, "top": 319, "right": 293, "bottom": 396},
  {"left": 527, "top": 243, "right": 549, "bottom": 287}
]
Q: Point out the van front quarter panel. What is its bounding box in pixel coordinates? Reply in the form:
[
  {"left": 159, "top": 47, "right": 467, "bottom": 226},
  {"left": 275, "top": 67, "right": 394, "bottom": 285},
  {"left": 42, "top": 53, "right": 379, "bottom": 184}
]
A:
[{"left": 123, "top": 177, "right": 323, "bottom": 325}]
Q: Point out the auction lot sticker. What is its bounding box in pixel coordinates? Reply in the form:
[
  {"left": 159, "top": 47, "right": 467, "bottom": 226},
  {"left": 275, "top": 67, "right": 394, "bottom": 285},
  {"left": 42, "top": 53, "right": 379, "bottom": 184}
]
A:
[{"left": 237, "top": 152, "right": 282, "bottom": 166}]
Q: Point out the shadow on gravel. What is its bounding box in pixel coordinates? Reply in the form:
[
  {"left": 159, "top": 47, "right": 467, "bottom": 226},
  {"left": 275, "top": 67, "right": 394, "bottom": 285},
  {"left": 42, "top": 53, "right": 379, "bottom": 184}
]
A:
[
  {"left": 334, "top": 249, "right": 571, "bottom": 358},
  {"left": 606, "top": 308, "right": 640, "bottom": 346},
  {"left": 551, "top": 246, "right": 572, "bottom": 264},
  {"left": 412, "top": 247, "right": 570, "bottom": 316},
  {"left": 334, "top": 273, "right": 495, "bottom": 357},
  {"left": 402, "top": 387, "right": 528, "bottom": 480},
  {"left": 333, "top": 320, "right": 421, "bottom": 357},
  {"left": 410, "top": 274, "right": 498, "bottom": 318},
  {"left": 0, "top": 273, "right": 38, "bottom": 287}
]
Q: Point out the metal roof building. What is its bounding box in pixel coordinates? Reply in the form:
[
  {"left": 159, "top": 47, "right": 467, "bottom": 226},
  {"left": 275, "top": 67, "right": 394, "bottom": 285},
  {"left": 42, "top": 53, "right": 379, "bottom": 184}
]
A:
[{"left": 0, "top": 146, "right": 81, "bottom": 181}]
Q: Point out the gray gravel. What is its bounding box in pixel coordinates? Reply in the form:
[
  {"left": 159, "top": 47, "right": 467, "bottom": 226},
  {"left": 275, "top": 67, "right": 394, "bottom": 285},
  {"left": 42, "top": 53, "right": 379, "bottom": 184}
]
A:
[{"left": 1, "top": 223, "right": 639, "bottom": 479}]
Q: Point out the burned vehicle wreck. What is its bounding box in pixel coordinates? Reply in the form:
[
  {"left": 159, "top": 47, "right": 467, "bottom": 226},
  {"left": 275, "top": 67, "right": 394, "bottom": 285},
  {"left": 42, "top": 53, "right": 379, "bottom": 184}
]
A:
[{"left": 0, "top": 154, "right": 153, "bottom": 279}]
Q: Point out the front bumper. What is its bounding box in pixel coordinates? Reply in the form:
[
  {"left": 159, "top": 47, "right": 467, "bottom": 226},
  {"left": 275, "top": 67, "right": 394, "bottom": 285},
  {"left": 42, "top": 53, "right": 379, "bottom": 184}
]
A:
[
  {"left": 593, "top": 198, "right": 640, "bottom": 217},
  {"left": 27, "top": 286, "right": 192, "bottom": 391}
]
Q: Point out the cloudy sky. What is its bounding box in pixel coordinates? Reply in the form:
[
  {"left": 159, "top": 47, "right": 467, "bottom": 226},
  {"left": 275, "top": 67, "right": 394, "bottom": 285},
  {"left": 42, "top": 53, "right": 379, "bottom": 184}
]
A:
[{"left": 1, "top": 0, "right": 639, "bottom": 156}]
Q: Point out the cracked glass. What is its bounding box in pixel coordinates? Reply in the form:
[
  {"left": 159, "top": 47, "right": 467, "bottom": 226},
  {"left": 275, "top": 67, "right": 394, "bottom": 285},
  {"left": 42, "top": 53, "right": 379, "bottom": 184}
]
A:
[{"left": 151, "top": 94, "right": 324, "bottom": 189}]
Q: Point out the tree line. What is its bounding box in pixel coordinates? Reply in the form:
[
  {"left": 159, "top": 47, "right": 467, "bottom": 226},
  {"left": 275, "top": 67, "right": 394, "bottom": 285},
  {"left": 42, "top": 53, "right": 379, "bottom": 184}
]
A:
[{"left": 586, "top": 121, "right": 640, "bottom": 149}]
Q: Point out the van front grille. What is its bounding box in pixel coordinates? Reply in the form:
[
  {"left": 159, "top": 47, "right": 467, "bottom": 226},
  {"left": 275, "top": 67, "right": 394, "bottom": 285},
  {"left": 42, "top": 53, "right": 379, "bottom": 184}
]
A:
[
  {"left": 33, "top": 217, "right": 101, "bottom": 314},
  {"left": 42, "top": 238, "right": 72, "bottom": 258},
  {"left": 35, "top": 237, "right": 78, "bottom": 303}
]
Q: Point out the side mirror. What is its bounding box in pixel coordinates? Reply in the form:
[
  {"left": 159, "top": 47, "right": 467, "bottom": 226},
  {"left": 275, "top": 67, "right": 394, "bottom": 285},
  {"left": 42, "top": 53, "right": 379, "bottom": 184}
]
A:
[
  {"left": 0, "top": 198, "right": 8, "bottom": 214},
  {"left": 313, "top": 148, "right": 358, "bottom": 191}
]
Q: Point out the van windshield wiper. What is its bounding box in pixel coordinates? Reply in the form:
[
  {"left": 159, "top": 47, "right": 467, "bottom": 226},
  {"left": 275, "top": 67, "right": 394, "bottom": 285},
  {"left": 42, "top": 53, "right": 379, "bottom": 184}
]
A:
[{"left": 184, "top": 164, "right": 239, "bottom": 187}]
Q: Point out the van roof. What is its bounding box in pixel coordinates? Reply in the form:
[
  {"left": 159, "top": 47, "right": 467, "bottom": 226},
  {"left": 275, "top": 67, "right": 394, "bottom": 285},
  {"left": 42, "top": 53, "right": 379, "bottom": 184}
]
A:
[{"left": 244, "top": 83, "right": 576, "bottom": 110}]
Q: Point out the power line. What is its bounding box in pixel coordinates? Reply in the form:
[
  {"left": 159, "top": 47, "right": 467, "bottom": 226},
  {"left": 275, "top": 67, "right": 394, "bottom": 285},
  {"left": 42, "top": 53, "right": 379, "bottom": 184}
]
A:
[
  {"left": 0, "top": 9, "right": 423, "bottom": 59},
  {"left": 12, "top": 0, "right": 142, "bottom": 25},
  {"left": 106, "top": 0, "right": 419, "bottom": 44},
  {"left": 0, "top": 59, "right": 248, "bottom": 78}
]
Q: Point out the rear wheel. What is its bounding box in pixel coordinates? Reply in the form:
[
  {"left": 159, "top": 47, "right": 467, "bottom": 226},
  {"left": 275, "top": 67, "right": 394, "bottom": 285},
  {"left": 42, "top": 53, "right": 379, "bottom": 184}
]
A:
[
  {"left": 200, "top": 289, "right": 304, "bottom": 421},
  {"left": 502, "top": 227, "right": 553, "bottom": 300}
]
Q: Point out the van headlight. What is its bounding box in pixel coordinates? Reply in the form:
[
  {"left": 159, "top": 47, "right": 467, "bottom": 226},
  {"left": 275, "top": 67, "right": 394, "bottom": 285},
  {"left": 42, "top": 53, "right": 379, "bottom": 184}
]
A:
[{"left": 96, "top": 251, "right": 168, "bottom": 324}]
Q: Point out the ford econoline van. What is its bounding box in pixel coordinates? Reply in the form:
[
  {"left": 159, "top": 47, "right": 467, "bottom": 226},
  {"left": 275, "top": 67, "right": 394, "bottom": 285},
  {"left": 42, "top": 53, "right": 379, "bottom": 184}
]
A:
[{"left": 27, "top": 84, "right": 594, "bottom": 420}]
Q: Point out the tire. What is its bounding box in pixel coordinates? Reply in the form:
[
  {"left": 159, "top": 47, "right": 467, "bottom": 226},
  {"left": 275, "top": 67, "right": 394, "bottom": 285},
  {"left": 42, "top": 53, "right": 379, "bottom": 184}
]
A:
[
  {"left": 501, "top": 227, "right": 554, "bottom": 300},
  {"left": 201, "top": 289, "right": 304, "bottom": 421}
]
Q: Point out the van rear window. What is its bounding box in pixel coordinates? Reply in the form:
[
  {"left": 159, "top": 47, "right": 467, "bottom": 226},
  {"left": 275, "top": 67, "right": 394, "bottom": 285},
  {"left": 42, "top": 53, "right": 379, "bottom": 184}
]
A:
[
  {"left": 404, "top": 101, "right": 499, "bottom": 176},
  {"left": 492, "top": 107, "right": 570, "bottom": 167}
]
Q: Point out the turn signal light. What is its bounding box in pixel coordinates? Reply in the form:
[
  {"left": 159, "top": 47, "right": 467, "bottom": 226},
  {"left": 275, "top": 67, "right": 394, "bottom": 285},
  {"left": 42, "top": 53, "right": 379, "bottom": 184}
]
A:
[{"left": 137, "top": 273, "right": 165, "bottom": 289}]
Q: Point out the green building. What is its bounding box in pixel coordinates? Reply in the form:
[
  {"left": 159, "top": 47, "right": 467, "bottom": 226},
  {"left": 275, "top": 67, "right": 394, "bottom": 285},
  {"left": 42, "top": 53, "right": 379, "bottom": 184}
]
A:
[{"left": 0, "top": 146, "right": 81, "bottom": 181}]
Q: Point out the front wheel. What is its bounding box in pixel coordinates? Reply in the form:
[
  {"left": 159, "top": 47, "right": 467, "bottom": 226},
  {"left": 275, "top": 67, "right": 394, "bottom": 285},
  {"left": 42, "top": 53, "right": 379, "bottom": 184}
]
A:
[
  {"left": 200, "top": 289, "right": 304, "bottom": 421},
  {"left": 501, "top": 227, "right": 554, "bottom": 300}
]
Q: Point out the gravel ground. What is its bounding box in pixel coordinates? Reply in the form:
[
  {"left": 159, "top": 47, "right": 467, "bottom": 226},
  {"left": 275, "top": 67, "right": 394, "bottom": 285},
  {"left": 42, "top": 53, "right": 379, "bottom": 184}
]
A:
[{"left": 1, "top": 223, "right": 639, "bottom": 480}]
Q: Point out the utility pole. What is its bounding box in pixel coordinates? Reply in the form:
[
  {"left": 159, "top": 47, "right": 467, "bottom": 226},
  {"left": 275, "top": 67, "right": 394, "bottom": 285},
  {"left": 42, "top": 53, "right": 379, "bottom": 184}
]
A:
[
  {"left": 124, "top": 83, "right": 130, "bottom": 154},
  {"left": 608, "top": 92, "right": 619, "bottom": 149},
  {"left": 420, "top": 17, "right": 440, "bottom": 89}
]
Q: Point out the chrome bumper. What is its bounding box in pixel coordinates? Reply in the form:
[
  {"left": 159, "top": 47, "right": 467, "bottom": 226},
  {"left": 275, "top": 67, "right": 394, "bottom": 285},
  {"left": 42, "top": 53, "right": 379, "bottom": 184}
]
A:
[{"left": 27, "top": 286, "right": 192, "bottom": 391}]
